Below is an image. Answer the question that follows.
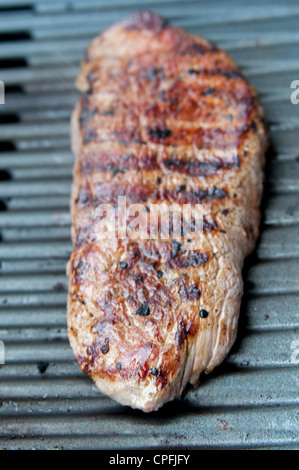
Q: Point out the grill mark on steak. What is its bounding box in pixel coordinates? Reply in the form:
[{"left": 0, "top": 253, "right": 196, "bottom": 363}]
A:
[
  {"left": 94, "top": 182, "right": 152, "bottom": 204},
  {"left": 80, "top": 146, "right": 239, "bottom": 177},
  {"left": 81, "top": 149, "right": 160, "bottom": 174},
  {"left": 82, "top": 121, "right": 252, "bottom": 149},
  {"left": 145, "top": 124, "right": 251, "bottom": 148},
  {"left": 161, "top": 153, "right": 240, "bottom": 176},
  {"left": 93, "top": 182, "right": 228, "bottom": 205}
]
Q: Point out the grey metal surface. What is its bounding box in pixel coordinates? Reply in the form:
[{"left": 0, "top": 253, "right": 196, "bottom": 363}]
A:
[{"left": 0, "top": 0, "right": 298, "bottom": 450}]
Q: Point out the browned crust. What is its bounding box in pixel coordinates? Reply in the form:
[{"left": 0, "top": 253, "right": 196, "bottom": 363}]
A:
[{"left": 67, "top": 11, "right": 268, "bottom": 411}]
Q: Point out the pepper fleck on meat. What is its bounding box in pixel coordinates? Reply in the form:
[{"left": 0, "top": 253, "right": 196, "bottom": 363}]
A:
[
  {"left": 136, "top": 302, "right": 150, "bottom": 316},
  {"left": 199, "top": 309, "right": 209, "bottom": 318}
]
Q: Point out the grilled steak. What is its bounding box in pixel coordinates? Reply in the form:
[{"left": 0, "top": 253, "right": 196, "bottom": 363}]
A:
[{"left": 67, "top": 11, "right": 268, "bottom": 412}]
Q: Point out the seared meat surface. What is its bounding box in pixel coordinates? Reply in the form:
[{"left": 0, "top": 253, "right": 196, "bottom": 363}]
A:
[{"left": 67, "top": 11, "right": 268, "bottom": 411}]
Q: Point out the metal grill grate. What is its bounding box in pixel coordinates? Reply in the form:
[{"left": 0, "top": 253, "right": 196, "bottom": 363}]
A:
[{"left": 0, "top": 0, "right": 298, "bottom": 450}]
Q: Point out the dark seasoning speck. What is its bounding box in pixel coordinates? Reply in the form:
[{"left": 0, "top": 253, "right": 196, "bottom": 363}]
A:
[
  {"left": 136, "top": 302, "right": 150, "bottom": 316},
  {"left": 101, "top": 338, "right": 109, "bottom": 354},
  {"left": 148, "top": 127, "right": 171, "bottom": 139},
  {"left": 171, "top": 240, "right": 182, "bottom": 258},
  {"left": 199, "top": 309, "right": 209, "bottom": 318}
]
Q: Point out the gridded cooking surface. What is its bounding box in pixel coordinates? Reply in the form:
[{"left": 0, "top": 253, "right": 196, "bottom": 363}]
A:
[{"left": 0, "top": 0, "right": 298, "bottom": 450}]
